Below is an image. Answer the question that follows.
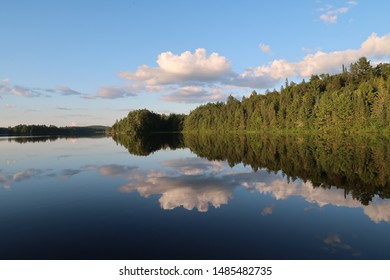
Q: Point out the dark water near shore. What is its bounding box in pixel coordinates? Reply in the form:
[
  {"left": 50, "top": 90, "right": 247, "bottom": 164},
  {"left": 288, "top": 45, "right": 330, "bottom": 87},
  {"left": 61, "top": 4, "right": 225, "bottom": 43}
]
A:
[{"left": 1, "top": 134, "right": 390, "bottom": 259}]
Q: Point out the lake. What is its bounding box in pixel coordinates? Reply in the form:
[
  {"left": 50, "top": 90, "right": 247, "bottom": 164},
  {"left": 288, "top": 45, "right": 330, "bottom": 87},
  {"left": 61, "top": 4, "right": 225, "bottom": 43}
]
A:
[{"left": 1, "top": 134, "right": 390, "bottom": 260}]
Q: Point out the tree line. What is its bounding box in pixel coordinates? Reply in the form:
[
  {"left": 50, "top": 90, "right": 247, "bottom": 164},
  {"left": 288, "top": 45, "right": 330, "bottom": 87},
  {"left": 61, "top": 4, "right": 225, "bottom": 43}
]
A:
[{"left": 1, "top": 125, "right": 109, "bottom": 136}]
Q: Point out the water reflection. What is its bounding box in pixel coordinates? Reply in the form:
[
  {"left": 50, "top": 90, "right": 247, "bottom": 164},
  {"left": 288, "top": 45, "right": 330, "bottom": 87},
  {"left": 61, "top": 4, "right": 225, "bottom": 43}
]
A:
[
  {"left": 0, "top": 168, "right": 44, "bottom": 189},
  {"left": 111, "top": 133, "right": 390, "bottom": 222},
  {"left": 184, "top": 133, "right": 390, "bottom": 206},
  {"left": 1, "top": 135, "right": 106, "bottom": 144},
  {"left": 323, "top": 234, "right": 361, "bottom": 257},
  {"left": 112, "top": 133, "right": 184, "bottom": 156},
  {"left": 1, "top": 135, "right": 390, "bottom": 259},
  {"left": 120, "top": 161, "right": 236, "bottom": 212},
  {"left": 0, "top": 167, "right": 87, "bottom": 189}
]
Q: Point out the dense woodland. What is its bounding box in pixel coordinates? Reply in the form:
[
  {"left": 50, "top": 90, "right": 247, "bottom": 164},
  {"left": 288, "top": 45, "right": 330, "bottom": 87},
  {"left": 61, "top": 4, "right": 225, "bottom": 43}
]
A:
[
  {"left": 111, "top": 109, "right": 186, "bottom": 135},
  {"left": 184, "top": 58, "right": 390, "bottom": 132}
]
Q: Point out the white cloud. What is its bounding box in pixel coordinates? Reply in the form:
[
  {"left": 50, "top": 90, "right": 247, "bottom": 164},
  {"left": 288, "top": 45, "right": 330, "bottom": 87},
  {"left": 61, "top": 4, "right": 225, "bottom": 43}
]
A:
[
  {"left": 259, "top": 43, "right": 273, "bottom": 55},
  {"left": 319, "top": 1, "right": 357, "bottom": 24},
  {"left": 161, "top": 86, "right": 227, "bottom": 103},
  {"left": 243, "top": 33, "right": 390, "bottom": 82},
  {"left": 119, "top": 48, "right": 234, "bottom": 86},
  {"left": 115, "top": 48, "right": 236, "bottom": 103}
]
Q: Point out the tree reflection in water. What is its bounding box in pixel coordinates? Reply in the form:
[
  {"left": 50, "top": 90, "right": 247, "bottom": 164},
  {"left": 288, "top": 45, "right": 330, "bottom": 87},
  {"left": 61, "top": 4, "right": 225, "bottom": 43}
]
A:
[{"left": 114, "top": 133, "right": 390, "bottom": 206}]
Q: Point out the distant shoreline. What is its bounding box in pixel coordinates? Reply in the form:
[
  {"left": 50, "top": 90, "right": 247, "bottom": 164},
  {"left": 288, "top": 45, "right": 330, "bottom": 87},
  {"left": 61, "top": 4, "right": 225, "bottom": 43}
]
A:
[{"left": 0, "top": 125, "right": 110, "bottom": 137}]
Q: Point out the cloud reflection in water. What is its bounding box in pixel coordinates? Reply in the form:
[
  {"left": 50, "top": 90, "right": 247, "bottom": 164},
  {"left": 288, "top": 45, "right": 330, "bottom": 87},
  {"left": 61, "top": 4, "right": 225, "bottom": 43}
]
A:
[{"left": 93, "top": 157, "right": 390, "bottom": 223}]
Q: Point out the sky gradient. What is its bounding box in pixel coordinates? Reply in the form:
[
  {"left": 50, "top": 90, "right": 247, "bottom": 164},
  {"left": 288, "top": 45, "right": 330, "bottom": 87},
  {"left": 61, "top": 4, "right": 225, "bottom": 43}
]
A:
[{"left": 1, "top": 0, "right": 390, "bottom": 127}]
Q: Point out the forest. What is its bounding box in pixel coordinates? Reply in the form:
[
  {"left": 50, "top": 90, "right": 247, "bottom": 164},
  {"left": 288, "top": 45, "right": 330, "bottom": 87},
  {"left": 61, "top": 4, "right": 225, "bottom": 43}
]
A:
[{"left": 111, "top": 58, "right": 390, "bottom": 134}]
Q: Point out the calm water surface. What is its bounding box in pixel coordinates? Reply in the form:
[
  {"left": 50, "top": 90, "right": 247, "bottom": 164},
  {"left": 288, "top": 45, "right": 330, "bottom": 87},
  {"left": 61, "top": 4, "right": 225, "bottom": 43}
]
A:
[{"left": 1, "top": 135, "right": 390, "bottom": 259}]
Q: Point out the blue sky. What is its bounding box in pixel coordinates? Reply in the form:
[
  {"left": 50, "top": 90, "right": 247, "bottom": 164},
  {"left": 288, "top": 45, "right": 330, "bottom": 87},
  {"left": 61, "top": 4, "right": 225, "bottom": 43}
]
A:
[{"left": 1, "top": 0, "right": 390, "bottom": 127}]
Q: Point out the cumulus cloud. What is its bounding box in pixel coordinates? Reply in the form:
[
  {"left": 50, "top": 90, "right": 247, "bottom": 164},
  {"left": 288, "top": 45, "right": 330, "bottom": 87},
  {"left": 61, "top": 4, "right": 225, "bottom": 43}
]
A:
[
  {"left": 259, "top": 43, "right": 273, "bottom": 55},
  {"left": 116, "top": 48, "right": 236, "bottom": 103},
  {"left": 119, "top": 48, "right": 234, "bottom": 85}
]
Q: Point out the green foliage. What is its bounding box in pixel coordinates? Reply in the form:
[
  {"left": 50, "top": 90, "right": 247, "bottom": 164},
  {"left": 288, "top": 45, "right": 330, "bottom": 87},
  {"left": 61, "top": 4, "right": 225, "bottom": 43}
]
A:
[
  {"left": 183, "top": 57, "right": 390, "bottom": 133},
  {"left": 111, "top": 109, "right": 186, "bottom": 135}
]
